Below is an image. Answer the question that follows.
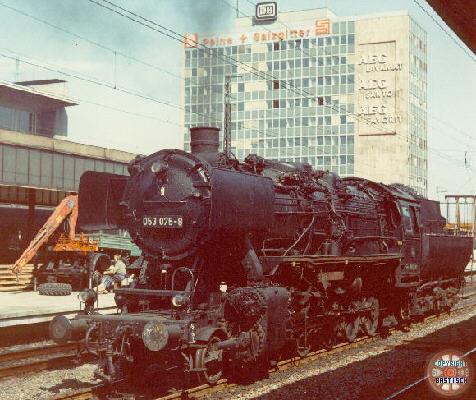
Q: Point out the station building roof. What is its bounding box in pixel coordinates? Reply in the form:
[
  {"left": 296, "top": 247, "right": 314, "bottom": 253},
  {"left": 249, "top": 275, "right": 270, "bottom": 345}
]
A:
[{"left": 0, "top": 80, "right": 77, "bottom": 112}]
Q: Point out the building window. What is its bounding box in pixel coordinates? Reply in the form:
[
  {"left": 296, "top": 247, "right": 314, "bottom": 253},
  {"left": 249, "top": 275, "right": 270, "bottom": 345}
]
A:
[
  {"left": 273, "top": 100, "right": 280, "bottom": 108},
  {"left": 273, "top": 42, "right": 280, "bottom": 51},
  {"left": 29, "top": 113, "right": 36, "bottom": 133},
  {"left": 273, "top": 80, "right": 280, "bottom": 90},
  {"left": 317, "top": 97, "right": 324, "bottom": 105}
]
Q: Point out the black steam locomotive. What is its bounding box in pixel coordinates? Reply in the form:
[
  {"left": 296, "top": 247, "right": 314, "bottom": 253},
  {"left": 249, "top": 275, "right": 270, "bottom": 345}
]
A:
[{"left": 49, "top": 127, "right": 473, "bottom": 384}]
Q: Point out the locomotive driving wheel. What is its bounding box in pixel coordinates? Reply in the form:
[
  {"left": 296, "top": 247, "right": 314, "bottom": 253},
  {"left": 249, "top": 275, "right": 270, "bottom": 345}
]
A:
[
  {"left": 320, "top": 333, "right": 335, "bottom": 350},
  {"left": 362, "top": 298, "right": 380, "bottom": 337},
  {"left": 396, "top": 296, "right": 412, "bottom": 327},
  {"left": 344, "top": 315, "right": 360, "bottom": 343},
  {"left": 297, "top": 331, "right": 311, "bottom": 357},
  {"left": 194, "top": 336, "right": 224, "bottom": 385},
  {"left": 318, "top": 320, "right": 336, "bottom": 350}
]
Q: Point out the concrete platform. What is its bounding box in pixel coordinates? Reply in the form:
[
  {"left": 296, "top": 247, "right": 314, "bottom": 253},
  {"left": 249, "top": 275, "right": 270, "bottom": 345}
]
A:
[
  {"left": 1, "top": 280, "right": 473, "bottom": 329},
  {"left": 0, "top": 291, "right": 116, "bottom": 327}
]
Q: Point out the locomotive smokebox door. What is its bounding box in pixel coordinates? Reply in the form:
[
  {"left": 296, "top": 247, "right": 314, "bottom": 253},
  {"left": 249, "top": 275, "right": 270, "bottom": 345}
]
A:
[
  {"left": 209, "top": 168, "right": 274, "bottom": 234},
  {"left": 78, "top": 171, "right": 128, "bottom": 231}
]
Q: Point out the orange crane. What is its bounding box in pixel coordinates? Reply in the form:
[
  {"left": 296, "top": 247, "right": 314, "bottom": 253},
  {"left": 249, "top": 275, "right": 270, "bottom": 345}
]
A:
[{"left": 11, "top": 195, "right": 79, "bottom": 274}]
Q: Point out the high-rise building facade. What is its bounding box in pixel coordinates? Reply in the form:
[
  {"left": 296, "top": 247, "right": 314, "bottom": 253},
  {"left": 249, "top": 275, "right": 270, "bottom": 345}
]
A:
[{"left": 182, "top": 8, "right": 427, "bottom": 195}]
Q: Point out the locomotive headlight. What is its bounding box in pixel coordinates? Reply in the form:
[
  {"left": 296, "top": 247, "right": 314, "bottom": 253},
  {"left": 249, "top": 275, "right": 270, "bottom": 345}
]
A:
[
  {"left": 171, "top": 294, "right": 189, "bottom": 307},
  {"left": 142, "top": 320, "right": 169, "bottom": 351}
]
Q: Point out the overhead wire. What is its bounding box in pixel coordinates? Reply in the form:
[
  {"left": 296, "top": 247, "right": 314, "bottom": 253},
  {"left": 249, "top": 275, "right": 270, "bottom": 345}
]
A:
[
  {"left": 0, "top": 0, "right": 182, "bottom": 81},
  {"left": 4, "top": 0, "right": 472, "bottom": 179},
  {"left": 87, "top": 0, "right": 382, "bottom": 172},
  {"left": 428, "top": 114, "right": 474, "bottom": 144},
  {"left": 3, "top": 0, "right": 468, "bottom": 162},
  {"left": 84, "top": 0, "right": 361, "bottom": 169},
  {"left": 232, "top": 0, "right": 475, "bottom": 174},
  {"left": 413, "top": 0, "right": 476, "bottom": 63},
  {"left": 0, "top": 0, "right": 254, "bottom": 124},
  {"left": 89, "top": 0, "right": 475, "bottom": 179},
  {"left": 0, "top": 49, "right": 222, "bottom": 125}
]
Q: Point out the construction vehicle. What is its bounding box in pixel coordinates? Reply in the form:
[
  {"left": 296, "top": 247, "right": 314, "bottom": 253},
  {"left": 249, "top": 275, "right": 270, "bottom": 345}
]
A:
[{"left": 11, "top": 194, "right": 140, "bottom": 296}]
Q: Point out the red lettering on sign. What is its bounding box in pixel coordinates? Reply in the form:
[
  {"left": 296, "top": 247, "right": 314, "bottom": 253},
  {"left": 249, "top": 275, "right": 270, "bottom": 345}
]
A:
[{"left": 184, "top": 33, "right": 198, "bottom": 48}]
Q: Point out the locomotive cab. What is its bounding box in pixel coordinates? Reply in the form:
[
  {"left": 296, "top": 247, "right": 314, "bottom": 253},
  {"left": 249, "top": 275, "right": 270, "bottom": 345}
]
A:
[{"left": 394, "top": 195, "right": 422, "bottom": 287}]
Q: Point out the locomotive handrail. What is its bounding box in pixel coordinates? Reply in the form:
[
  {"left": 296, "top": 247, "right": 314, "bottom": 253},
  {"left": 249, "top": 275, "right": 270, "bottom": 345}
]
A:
[
  {"left": 113, "top": 288, "right": 190, "bottom": 297},
  {"left": 142, "top": 200, "right": 187, "bottom": 204},
  {"left": 261, "top": 254, "right": 401, "bottom": 263},
  {"left": 349, "top": 235, "right": 399, "bottom": 241}
]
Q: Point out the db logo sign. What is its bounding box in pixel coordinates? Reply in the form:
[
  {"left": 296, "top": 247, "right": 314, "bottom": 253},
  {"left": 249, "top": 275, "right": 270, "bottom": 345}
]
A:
[{"left": 255, "top": 2, "right": 277, "bottom": 22}]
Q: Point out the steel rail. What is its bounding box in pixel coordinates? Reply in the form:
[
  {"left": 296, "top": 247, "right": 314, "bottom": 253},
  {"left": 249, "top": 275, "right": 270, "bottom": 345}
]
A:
[
  {"left": 0, "top": 343, "right": 79, "bottom": 379},
  {"left": 46, "top": 292, "right": 476, "bottom": 400},
  {"left": 158, "top": 297, "right": 476, "bottom": 400}
]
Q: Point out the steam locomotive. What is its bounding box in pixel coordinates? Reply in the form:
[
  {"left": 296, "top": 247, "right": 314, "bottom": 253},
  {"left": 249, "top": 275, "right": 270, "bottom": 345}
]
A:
[{"left": 49, "top": 127, "right": 473, "bottom": 384}]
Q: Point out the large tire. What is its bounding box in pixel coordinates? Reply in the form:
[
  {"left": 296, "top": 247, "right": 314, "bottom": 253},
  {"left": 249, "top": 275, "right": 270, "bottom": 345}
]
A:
[{"left": 38, "top": 282, "right": 72, "bottom": 296}]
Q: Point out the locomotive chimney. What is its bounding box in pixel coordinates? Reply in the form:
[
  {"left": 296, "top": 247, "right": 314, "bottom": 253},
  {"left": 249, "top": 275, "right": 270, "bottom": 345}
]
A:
[{"left": 190, "top": 126, "right": 220, "bottom": 164}]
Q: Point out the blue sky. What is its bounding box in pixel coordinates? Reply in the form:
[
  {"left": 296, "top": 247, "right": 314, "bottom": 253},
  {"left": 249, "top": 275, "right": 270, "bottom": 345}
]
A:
[{"left": 0, "top": 0, "right": 474, "bottom": 200}]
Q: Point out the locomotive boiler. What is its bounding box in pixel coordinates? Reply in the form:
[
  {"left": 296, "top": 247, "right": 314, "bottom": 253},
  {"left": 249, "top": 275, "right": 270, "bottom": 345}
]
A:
[{"left": 49, "top": 126, "right": 473, "bottom": 383}]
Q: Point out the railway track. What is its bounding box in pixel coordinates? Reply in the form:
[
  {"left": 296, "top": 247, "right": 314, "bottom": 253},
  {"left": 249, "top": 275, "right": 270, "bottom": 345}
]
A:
[
  {"left": 51, "top": 295, "right": 476, "bottom": 400},
  {"left": 0, "top": 342, "right": 79, "bottom": 379}
]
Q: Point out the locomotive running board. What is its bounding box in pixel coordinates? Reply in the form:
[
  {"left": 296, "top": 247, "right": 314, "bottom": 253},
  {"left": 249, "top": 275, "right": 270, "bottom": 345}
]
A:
[
  {"left": 114, "top": 288, "right": 189, "bottom": 298},
  {"left": 261, "top": 254, "right": 401, "bottom": 264},
  {"left": 260, "top": 254, "right": 401, "bottom": 274}
]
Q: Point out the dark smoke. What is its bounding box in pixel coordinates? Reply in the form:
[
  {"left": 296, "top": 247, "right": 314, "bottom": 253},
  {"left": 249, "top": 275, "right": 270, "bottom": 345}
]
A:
[{"left": 173, "top": 0, "right": 235, "bottom": 33}]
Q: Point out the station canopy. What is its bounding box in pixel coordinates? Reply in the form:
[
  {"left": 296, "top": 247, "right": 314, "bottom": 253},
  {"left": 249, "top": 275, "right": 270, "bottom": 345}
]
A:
[{"left": 0, "top": 79, "right": 77, "bottom": 112}]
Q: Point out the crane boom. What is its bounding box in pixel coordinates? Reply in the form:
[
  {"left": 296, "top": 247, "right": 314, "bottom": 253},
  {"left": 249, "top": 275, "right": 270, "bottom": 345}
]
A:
[{"left": 11, "top": 195, "right": 79, "bottom": 274}]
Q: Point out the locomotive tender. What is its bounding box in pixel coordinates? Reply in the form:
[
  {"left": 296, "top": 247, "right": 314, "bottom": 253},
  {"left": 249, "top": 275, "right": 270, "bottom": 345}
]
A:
[{"left": 49, "top": 126, "right": 473, "bottom": 383}]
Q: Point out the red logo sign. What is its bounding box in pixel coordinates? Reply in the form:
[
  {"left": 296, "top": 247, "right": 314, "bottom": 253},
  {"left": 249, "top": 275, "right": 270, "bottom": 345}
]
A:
[
  {"left": 315, "top": 19, "right": 330, "bottom": 35},
  {"left": 184, "top": 33, "right": 198, "bottom": 48}
]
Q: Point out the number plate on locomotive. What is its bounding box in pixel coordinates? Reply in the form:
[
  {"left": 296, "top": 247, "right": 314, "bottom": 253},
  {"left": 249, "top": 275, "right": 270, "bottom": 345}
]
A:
[{"left": 142, "top": 215, "right": 183, "bottom": 228}]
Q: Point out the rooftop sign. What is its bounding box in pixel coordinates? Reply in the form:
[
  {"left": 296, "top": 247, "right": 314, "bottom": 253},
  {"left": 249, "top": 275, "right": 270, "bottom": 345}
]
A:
[
  {"left": 255, "top": 2, "right": 277, "bottom": 23},
  {"left": 184, "top": 19, "right": 331, "bottom": 48}
]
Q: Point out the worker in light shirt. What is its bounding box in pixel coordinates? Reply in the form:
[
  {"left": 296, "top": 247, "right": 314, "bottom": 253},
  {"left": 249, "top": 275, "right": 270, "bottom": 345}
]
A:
[{"left": 96, "top": 254, "right": 127, "bottom": 293}]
